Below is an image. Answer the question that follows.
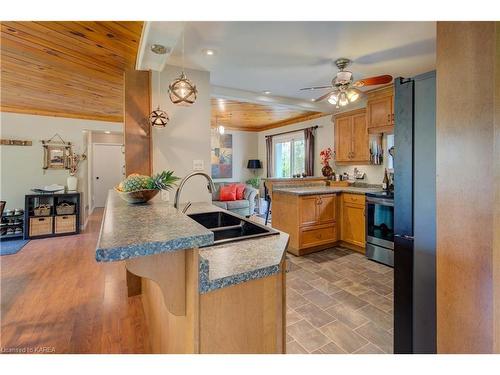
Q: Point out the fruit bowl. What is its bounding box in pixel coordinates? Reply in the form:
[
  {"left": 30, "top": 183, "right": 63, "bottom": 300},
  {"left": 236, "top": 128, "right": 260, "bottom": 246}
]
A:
[{"left": 114, "top": 188, "right": 159, "bottom": 204}]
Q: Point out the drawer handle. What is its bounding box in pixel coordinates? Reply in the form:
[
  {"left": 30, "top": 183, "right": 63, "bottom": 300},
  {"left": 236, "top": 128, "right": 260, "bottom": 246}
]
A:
[{"left": 38, "top": 218, "right": 45, "bottom": 221}]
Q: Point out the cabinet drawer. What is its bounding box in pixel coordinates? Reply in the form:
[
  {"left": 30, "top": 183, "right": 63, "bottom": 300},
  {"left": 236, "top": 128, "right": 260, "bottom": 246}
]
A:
[
  {"left": 55, "top": 215, "right": 76, "bottom": 234},
  {"left": 342, "top": 193, "right": 365, "bottom": 205},
  {"left": 299, "top": 224, "right": 337, "bottom": 249},
  {"left": 29, "top": 217, "right": 53, "bottom": 237}
]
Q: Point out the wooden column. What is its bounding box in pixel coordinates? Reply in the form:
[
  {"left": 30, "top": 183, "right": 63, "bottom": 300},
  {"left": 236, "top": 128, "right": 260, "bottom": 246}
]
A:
[
  {"left": 436, "top": 21, "right": 500, "bottom": 353},
  {"left": 124, "top": 69, "right": 152, "bottom": 175},
  {"left": 123, "top": 69, "right": 152, "bottom": 293}
]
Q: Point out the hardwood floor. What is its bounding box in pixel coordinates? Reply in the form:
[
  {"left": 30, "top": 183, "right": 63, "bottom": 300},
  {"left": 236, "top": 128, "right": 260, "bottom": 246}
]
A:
[
  {"left": 1, "top": 210, "right": 392, "bottom": 354},
  {"left": 0, "top": 209, "right": 150, "bottom": 354}
]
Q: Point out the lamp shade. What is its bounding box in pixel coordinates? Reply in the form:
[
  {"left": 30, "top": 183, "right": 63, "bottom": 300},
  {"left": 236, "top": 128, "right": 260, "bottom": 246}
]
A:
[{"left": 247, "top": 159, "right": 262, "bottom": 169}]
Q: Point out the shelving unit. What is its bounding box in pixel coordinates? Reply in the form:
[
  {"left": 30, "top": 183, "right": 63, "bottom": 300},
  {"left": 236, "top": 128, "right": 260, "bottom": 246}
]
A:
[
  {"left": 0, "top": 212, "right": 24, "bottom": 240},
  {"left": 24, "top": 191, "right": 81, "bottom": 240}
]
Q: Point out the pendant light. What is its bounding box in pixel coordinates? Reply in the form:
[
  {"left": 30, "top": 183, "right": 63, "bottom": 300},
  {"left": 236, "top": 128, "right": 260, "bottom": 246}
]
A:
[
  {"left": 214, "top": 115, "right": 225, "bottom": 135},
  {"left": 169, "top": 28, "right": 198, "bottom": 106},
  {"left": 149, "top": 71, "right": 170, "bottom": 128}
]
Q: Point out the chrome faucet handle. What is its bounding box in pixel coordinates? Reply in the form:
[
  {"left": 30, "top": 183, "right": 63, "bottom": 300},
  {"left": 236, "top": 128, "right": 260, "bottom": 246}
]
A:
[{"left": 182, "top": 201, "right": 192, "bottom": 214}]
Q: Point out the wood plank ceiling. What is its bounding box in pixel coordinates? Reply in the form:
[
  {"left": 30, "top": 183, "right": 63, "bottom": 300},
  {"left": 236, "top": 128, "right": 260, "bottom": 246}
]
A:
[
  {"left": 211, "top": 98, "right": 327, "bottom": 132},
  {"left": 0, "top": 21, "right": 143, "bottom": 123}
]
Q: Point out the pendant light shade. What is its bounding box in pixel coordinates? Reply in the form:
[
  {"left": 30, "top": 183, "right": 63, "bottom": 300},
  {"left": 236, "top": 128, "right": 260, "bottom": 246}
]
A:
[
  {"left": 169, "top": 72, "right": 198, "bottom": 106},
  {"left": 149, "top": 71, "right": 169, "bottom": 128},
  {"left": 149, "top": 106, "right": 170, "bottom": 128}
]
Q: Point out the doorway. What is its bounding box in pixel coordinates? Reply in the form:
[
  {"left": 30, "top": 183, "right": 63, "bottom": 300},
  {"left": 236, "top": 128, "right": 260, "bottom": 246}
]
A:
[{"left": 92, "top": 143, "right": 125, "bottom": 207}]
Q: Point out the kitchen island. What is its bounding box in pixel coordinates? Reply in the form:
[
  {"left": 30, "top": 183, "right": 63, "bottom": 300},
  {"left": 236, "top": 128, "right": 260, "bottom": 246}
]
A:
[
  {"left": 96, "top": 191, "right": 288, "bottom": 354},
  {"left": 272, "top": 185, "right": 381, "bottom": 256}
]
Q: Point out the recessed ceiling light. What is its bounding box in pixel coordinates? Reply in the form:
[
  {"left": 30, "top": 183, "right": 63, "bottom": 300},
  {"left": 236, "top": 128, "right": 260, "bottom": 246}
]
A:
[
  {"left": 310, "top": 98, "right": 316, "bottom": 102},
  {"left": 104, "top": 131, "right": 111, "bottom": 134},
  {"left": 151, "top": 44, "right": 170, "bottom": 55},
  {"left": 263, "top": 91, "right": 271, "bottom": 95},
  {"left": 202, "top": 48, "right": 216, "bottom": 56}
]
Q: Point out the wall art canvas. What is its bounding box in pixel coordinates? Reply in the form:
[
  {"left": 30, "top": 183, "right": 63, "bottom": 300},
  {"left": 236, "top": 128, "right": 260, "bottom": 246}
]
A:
[{"left": 211, "top": 133, "right": 233, "bottom": 179}]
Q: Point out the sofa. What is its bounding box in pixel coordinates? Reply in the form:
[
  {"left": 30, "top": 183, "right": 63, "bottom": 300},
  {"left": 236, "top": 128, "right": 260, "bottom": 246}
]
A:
[{"left": 211, "top": 182, "right": 258, "bottom": 217}]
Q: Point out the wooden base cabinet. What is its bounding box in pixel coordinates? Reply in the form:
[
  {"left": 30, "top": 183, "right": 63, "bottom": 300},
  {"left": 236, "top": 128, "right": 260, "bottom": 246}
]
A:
[
  {"left": 273, "top": 192, "right": 338, "bottom": 256},
  {"left": 340, "top": 193, "right": 366, "bottom": 251}
]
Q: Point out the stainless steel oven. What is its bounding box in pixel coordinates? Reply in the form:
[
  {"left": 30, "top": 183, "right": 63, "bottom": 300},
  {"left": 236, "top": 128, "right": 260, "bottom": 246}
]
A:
[{"left": 366, "top": 192, "right": 394, "bottom": 267}]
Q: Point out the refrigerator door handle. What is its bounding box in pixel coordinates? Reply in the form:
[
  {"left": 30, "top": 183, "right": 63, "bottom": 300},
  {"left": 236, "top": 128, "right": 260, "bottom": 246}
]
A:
[{"left": 394, "top": 234, "right": 414, "bottom": 240}]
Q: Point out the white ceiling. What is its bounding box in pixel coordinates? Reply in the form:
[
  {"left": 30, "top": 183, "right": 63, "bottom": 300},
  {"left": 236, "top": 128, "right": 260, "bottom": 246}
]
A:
[{"left": 138, "top": 21, "right": 436, "bottom": 105}]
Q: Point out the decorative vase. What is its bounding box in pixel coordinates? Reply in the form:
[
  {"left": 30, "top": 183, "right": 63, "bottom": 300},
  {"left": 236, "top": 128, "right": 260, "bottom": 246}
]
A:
[
  {"left": 321, "top": 164, "right": 333, "bottom": 178},
  {"left": 67, "top": 175, "right": 78, "bottom": 191}
]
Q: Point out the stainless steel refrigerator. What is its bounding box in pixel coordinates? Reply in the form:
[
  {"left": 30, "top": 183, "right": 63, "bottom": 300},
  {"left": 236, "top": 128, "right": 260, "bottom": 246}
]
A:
[{"left": 393, "top": 71, "right": 436, "bottom": 354}]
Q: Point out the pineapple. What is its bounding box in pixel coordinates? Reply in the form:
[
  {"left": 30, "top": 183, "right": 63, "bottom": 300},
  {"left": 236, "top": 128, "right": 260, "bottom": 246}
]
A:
[
  {"left": 121, "top": 174, "right": 153, "bottom": 192},
  {"left": 117, "top": 171, "right": 179, "bottom": 192},
  {"left": 151, "top": 170, "right": 179, "bottom": 190}
]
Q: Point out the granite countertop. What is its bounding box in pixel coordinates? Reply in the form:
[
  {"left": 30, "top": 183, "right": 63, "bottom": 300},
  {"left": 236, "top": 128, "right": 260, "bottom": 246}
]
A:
[
  {"left": 273, "top": 186, "right": 383, "bottom": 196},
  {"left": 95, "top": 191, "right": 214, "bottom": 262},
  {"left": 95, "top": 191, "right": 289, "bottom": 294}
]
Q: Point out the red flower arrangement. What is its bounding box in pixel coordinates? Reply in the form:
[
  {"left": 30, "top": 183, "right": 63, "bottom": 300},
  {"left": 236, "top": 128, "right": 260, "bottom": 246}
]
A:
[{"left": 320, "top": 147, "right": 333, "bottom": 166}]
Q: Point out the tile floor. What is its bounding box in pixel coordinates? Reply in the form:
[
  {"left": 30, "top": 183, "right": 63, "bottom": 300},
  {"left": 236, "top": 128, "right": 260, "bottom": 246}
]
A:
[{"left": 285, "top": 247, "right": 393, "bottom": 354}]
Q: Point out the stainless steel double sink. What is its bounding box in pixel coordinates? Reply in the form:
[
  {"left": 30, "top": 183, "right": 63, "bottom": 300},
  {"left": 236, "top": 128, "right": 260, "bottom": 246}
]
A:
[{"left": 187, "top": 211, "right": 279, "bottom": 246}]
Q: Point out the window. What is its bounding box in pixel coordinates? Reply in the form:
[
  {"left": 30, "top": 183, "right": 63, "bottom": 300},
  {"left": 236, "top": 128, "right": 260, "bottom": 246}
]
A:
[{"left": 273, "top": 132, "right": 305, "bottom": 178}]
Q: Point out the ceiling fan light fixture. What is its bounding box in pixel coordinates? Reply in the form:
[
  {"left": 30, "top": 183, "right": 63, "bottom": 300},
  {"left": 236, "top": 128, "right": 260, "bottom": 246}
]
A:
[
  {"left": 328, "top": 92, "right": 339, "bottom": 105},
  {"left": 337, "top": 71, "right": 353, "bottom": 84},
  {"left": 339, "top": 92, "right": 349, "bottom": 107},
  {"left": 347, "top": 89, "right": 360, "bottom": 102}
]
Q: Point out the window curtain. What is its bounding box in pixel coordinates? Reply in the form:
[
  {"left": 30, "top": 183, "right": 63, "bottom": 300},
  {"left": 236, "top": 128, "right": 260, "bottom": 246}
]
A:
[
  {"left": 265, "top": 136, "right": 273, "bottom": 177},
  {"left": 304, "top": 127, "right": 315, "bottom": 176}
]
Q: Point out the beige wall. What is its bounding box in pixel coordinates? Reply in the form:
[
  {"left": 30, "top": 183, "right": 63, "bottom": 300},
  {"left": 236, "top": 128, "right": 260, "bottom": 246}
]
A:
[
  {"left": 0, "top": 113, "right": 121, "bottom": 222},
  {"left": 212, "top": 129, "right": 258, "bottom": 184},
  {"left": 151, "top": 66, "right": 211, "bottom": 203}
]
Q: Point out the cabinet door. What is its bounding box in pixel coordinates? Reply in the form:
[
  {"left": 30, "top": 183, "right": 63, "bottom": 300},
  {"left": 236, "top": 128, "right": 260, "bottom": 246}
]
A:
[
  {"left": 368, "top": 96, "right": 392, "bottom": 128},
  {"left": 299, "top": 196, "right": 318, "bottom": 226},
  {"left": 334, "top": 116, "right": 352, "bottom": 162},
  {"left": 351, "top": 113, "right": 369, "bottom": 162},
  {"left": 341, "top": 203, "right": 366, "bottom": 247},
  {"left": 317, "top": 194, "right": 336, "bottom": 224}
]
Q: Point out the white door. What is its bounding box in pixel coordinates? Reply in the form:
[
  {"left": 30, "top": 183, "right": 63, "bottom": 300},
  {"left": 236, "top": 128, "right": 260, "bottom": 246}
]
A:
[{"left": 93, "top": 144, "right": 125, "bottom": 207}]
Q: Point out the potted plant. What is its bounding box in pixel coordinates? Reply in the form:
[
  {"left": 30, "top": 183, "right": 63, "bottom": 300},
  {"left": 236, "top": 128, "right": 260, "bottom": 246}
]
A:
[{"left": 320, "top": 147, "right": 334, "bottom": 179}]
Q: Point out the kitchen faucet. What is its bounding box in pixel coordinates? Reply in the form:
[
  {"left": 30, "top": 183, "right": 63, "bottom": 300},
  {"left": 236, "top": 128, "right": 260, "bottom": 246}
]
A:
[{"left": 174, "top": 172, "right": 216, "bottom": 214}]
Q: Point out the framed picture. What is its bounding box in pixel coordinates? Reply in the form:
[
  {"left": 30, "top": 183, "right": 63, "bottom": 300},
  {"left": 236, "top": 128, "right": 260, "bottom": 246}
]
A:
[
  {"left": 42, "top": 134, "right": 73, "bottom": 170},
  {"left": 211, "top": 132, "right": 233, "bottom": 179}
]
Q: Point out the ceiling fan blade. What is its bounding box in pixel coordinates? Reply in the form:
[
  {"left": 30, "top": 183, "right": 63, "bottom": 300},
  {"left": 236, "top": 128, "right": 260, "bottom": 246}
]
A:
[
  {"left": 299, "top": 85, "right": 333, "bottom": 91},
  {"left": 352, "top": 75, "right": 393, "bottom": 88},
  {"left": 313, "top": 91, "right": 335, "bottom": 102}
]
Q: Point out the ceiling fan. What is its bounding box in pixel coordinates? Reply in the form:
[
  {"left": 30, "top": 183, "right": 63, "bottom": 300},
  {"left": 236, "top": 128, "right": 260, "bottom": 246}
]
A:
[{"left": 300, "top": 58, "right": 393, "bottom": 108}]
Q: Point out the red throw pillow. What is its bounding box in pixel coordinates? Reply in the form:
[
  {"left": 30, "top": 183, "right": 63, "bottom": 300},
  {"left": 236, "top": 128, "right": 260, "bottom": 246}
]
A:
[
  {"left": 235, "top": 183, "right": 246, "bottom": 200},
  {"left": 219, "top": 184, "right": 237, "bottom": 201}
]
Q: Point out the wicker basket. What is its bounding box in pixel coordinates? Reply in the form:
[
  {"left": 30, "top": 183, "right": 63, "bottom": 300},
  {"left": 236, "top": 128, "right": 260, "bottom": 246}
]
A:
[
  {"left": 56, "top": 202, "right": 75, "bottom": 215},
  {"left": 34, "top": 204, "right": 51, "bottom": 216}
]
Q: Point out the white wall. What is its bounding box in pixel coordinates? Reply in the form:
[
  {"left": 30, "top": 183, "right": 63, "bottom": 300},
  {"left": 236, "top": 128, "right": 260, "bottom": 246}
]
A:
[
  {"left": 152, "top": 66, "right": 212, "bottom": 203},
  {"left": 212, "top": 129, "right": 258, "bottom": 184},
  {"left": 257, "top": 110, "right": 388, "bottom": 185},
  {"left": 0, "top": 112, "right": 122, "bottom": 217}
]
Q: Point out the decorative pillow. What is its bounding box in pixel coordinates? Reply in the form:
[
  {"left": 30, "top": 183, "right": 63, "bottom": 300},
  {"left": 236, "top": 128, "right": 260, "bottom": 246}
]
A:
[
  {"left": 219, "top": 184, "right": 237, "bottom": 201},
  {"left": 235, "top": 183, "right": 246, "bottom": 200}
]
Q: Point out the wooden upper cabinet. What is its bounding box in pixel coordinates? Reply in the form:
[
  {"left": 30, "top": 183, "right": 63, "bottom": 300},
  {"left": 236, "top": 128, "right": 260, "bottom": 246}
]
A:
[
  {"left": 335, "top": 116, "right": 353, "bottom": 162},
  {"left": 352, "top": 113, "right": 370, "bottom": 162},
  {"left": 366, "top": 86, "right": 395, "bottom": 134},
  {"left": 334, "top": 109, "right": 369, "bottom": 164}
]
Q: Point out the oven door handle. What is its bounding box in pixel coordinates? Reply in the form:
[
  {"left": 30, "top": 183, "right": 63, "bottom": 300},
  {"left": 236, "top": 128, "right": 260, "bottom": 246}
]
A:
[
  {"left": 394, "top": 234, "right": 414, "bottom": 240},
  {"left": 366, "top": 197, "right": 394, "bottom": 206}
]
